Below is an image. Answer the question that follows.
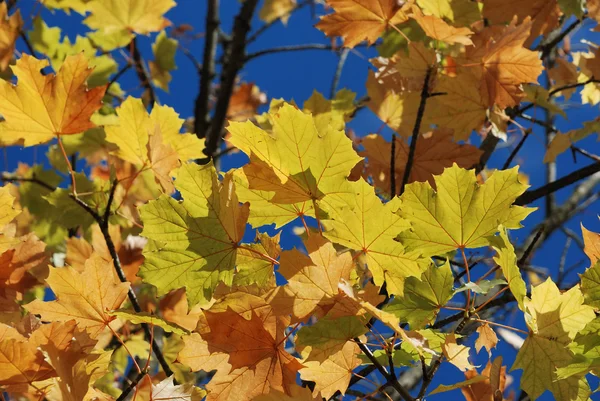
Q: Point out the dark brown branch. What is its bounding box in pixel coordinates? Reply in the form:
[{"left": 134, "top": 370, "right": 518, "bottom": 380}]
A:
[
  {"left": 130, "top": 37, "right": 156, "bottom": 107},
  {"left": 19, "top": 31, "right": 36, "bottom": 56},
  {"left": 399, "top": 67, "right": 432, "bottom": 195},
  {"left": 245, "top": 43, "right": 336, "bottom": 61},
  {"left": 536, "top": 16, "right": 585, "bottom": 58},
  {"left": 107, "top": 64, "right": 132, "bottom": 94},
  {"left": 355, "top": 338, "right": 414, "bottom": 401},
  {"left": 116, "top": 371, "right": 147, "bottom": 401},
  {"left": 474, "top": 134, "right": 500, "bottom": 174},
  {"left": 203, "top": 0, "right": 260, "bottom": 158},
  {"left": 416, "top": 358, "right": 441, "bottom": 400},
  {"left": 515, "top": 162, "right": 600, "bottom": 205},
  {"left": 194, "top": 0, "right": 220, "bottom": 139},
  {"left": 502, "top": 129, "right": 531, "bottom": 170}
]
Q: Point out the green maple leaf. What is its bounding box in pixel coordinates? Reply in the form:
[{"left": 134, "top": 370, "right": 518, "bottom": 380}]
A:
[
  {"left": 398, "top": 164, "right": 535, "bottom": 256},
  {"left": 384, "top": 260, "right": 453, "bottom": 328},
  {"left": 139, "top": 162, "right": 272, "bottom": 305}
]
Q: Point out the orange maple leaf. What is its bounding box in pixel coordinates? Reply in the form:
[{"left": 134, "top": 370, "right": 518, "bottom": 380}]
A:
[
  {"left": 0, "top": 54, "right": 107, "bottom": 147},
  {"left": 24, "top": 254, "right": 130, "bottom": 338},
  {"left": 316, "top": 0, "right": 409, "bottom": 47},
  {"left": 0, "top": 338, "right": 56, "bottom": 392}
]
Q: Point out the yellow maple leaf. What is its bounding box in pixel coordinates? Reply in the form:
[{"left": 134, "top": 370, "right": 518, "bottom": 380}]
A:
[
  {"left": 24, "top": 253, "right": 130, "bottom": 338},
  {"left": 84, "top": 0, "right": 175, "bottom": 35},
  {"left": 0, "top": 3, "right": 23, "bottom": 71},
  {"left": 443, "top": 334, "right": 475, "bottom": 371},
  {"left": 410, "top": 6, "right": 473, "bottom": 45},
  {"left": 0, "top": 54, "right": 106, "bottom": 147},
  {"left": 299, "top": 341, "right": 360, "bottom": 399},
  {"left": 227, "top": 102, "right": 361, "bottom": 204},
  {"left": 320, "top": 178, "right": 427, "bottom": 295},
  {"left": 315, "top": 0, "right": 410, "bottom": 48},
  {"left": 259, "top": 0, "right": 297, "bottom": 24},
  {"left": 512, "top": 279, "right": 595, "bottom": 400},
  {"left": 398, "top": 164, "right": 534, "bottom": 256}
]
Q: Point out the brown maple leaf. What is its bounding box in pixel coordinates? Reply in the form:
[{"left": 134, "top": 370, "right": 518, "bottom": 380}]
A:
[
  {"left": 227, "top": 83, "right": 267, "bottom": 122},
  {"left": 359, "top": 129, "right": 483, "bottom": 195}
]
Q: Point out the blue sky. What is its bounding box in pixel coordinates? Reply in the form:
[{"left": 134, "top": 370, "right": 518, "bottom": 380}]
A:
[{"left": 5, "top": 0, "right": 600, "bottom": 399}]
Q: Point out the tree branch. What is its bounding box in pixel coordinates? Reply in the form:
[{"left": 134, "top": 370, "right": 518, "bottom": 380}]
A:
[
  {"left": 107, "top": 64, "right": 132, "bottom": 95},
  {"left": 330, "top": 48, "right": 349, "bottom": 98},
  {"left": 116, "top": 370, "right": 147, "bottom": 401},
  {"left": 515, "top": 162, "right": 600, "bottom": 205},
  {"left": 399, "top": 67, "right": 432, "bottom": 195},
  {"left": 246, "top": 0, "right": 312, "bottom": 44},
  {"left": 130, "top": 37, "right": 156, "bottom": 107},
  {"left": 245, "top": 43, "right": 336, "bottom": 61},
  {"left": 194, "top": 0, "right": 220, "bottom": 139},
  {"left": 355, "top": 338, "right": 414, "bottom": 401},
  {"left": 203, "top": 0, "right": 260, "bottom": 158}
]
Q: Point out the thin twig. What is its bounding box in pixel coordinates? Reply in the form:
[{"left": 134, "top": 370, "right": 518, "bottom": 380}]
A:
[
  {"left": 502, "top": 129, "right": 531, "bottom": 170},
  {"left": 107, "top": 63, "right": 132, "bottom": 93},
  {"left": 330, "top": 48, "right": 349, "bottom": 98},
  {"left": 116, "top": 370, "right": 147, "bottom": 401},
  {"left": 245, "top": 43, "right": 336, "bottom": 61},
  {"left": 399, "top": 67, "right": 432, "bottom": 195}
]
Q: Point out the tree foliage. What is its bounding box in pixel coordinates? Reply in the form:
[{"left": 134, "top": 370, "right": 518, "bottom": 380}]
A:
[{"left": 0, "top": 0, "right": 599, "bottom": 400}]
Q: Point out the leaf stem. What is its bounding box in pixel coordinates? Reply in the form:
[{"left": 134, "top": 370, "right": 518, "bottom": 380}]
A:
[
  {"left": 471, "top": 318, "right": 528, "bottom": 335},
  {"left": 56, "top": 135, "right": 77, "bottom": 196}
]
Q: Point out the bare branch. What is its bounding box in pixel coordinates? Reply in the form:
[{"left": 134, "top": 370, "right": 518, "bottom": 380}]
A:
[
  {"left": 399, "top": 67, "right": 433, "bottom": 195},
  {"left": 194, "top": 0, "right": 220, "bottom": 139},
  {"left": 130, "top": 37, "right": 156, "bottom": 107},
  {"left": 245, "top": 43, "right": 336, "bottom": 61},
  {"left": 203, "top": 0, "right": 260, "bottom": 158}
]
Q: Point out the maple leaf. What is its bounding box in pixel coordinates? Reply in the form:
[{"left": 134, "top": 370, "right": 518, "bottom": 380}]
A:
[
  {"left": 582, "top": 223, "right": 600, "bottom": 265},
  {"left": 0, "top": 233, "right": 48, "bottom": 295},
  {"left": 315, "top": 0, "right": 410, "bottom": 48},
  {"left": 548, "top": 58, "right": 579, "bottom": 100},
  {"left": 443, "top": 334, "right": 475, "bottom": 372},
  {"left": 227, "top": 83, "right": 267, "bottom": 122},
  {"left": 475, "top": 324, "right": 498, "bottom": 355},
  {"left": 474, "top": 18, "right": 544, "bottom": 109},
  {"left": 0, "top": 186, "right": 20, "bottom": 228},
  {"left": 581, "top": 262, "right": 600, "bottom": 309},
  {"left": 359, "top": 129, "right": 483, "bottom": 195},
  {"left": 303, "top": 89, "right": 356, "bottom": 134},
  {"left": 299, "top": 341, "right": 360, "bottom": 399},
  {"left": 105, "top": 97, "right": 187, "bottom": 193},
  {"left": 0, "top": 3, "right": 23, "bottom": 71},
  {"left": 181, "top": 308, "right": 302, "bottom": 401},
  {"left": 513, "top": 278, "right": 595, "bottom": 400},
  {"left": 84, "top": 0, "right": 175, "bottom": 35},
  {"left": 482, "top": 0, "right": 561, "bottom": 45},
  {"left": 489, "top": 226, "right": 527, "bottom": 310},
  {"left": 295, "top": 315, "right": 368, "bottom": 362},
  {"left": 30, "top": 321, "right": 113, "bottom": 401},
  {"left": 234, "top": 231, "right": 281, "bottom": 288},
  {"left": 460, "top": 357, "right": 507, "bottom": 401},
  {"left": 398, "top": 164, "right": 534, "bottom": 256},
  {"left": 427, "top": 73, "right": 489, "bottom": 140},
  {"left": 320, "top": 178, "right": 427, "bottom": 295},
  {"left": 416, "top": 0, "right": 481, "bottom": 26},
  {"left": 384, "top": 260, "right": 453, "bottom": 329},
  {"left": 410, "top": 6, "right": 473, "bottom": 45},
  {"left": 259, "top": 0, "right": 297, "bottom": 24},
  {"left": 140, "top": 162, "right": 276, "bottom": 305},
  {"left": 0, "top": 338, "right": 56, "bottom": 392},
  {"left": 151, "top": 376, "right": 204, "bottom": 401},
  {"left": 24, "top": 253, "right": 130, "bottom": 338},
  {"left": 149, "top": 30, "right": 178, "bottom": 92},
  {"left": 159, "top": 288, "right": 203, "bottom": 331},
  {"left": 544, "top": 119, "right": 600, "bottom": 163},
  {"left": 253, "top": 385, "right": 319, "bottom": 401},
  {"left": 226, "top": 102, "right": 361, "bottom": 204},
  {"left": 271, "top": 235, "right": 353, "bottom": 322},
  {"left": 0, "top": 54, "right": 106, "bottom": 147}
]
